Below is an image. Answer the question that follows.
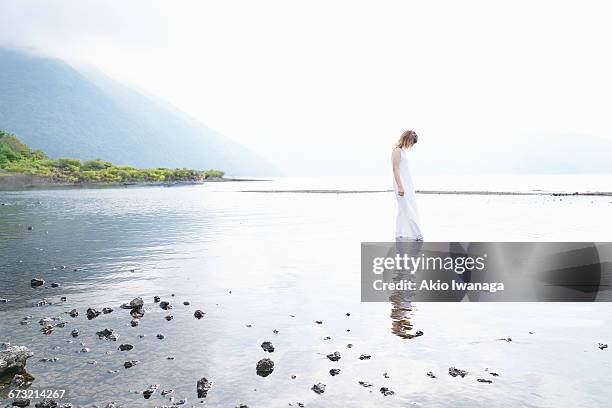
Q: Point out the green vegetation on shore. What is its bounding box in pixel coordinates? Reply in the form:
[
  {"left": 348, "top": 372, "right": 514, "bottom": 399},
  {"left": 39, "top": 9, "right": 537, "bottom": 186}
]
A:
[{"left": 0, "top": 130, "right": 224, "bottom": 183}]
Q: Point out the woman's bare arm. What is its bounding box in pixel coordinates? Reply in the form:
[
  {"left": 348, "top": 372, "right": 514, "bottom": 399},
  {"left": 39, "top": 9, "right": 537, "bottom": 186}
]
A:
[{"left": 392, "top": 148, "right": 404, "bottom": 196}]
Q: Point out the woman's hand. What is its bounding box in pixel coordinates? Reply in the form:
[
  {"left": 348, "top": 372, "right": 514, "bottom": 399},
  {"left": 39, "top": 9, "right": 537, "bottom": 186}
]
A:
[{"left": 398, "top": 186, "right": 405, "bottom": 197}]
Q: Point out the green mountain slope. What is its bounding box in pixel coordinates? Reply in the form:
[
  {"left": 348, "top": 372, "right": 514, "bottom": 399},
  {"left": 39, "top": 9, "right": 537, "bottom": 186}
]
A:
[{"left": 0, "top": 48, "right": 275, "bottom": 176}]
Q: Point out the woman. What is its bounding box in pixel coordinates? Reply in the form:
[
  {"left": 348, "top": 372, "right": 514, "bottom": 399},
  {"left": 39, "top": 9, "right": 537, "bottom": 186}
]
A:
[{"left": 392, "top": 130, "right": 423, "bottom": 241}]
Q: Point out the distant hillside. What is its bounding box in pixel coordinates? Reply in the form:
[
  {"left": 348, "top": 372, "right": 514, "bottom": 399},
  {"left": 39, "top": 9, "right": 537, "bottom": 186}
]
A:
[{"left": 0, "top": 48, "right": 276, "bottom": 176}]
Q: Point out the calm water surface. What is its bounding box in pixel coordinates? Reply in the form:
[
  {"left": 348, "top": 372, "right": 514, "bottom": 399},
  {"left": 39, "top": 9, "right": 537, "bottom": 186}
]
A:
[{"left": 1, "top": 178, "right": 611, "bottom": 407}]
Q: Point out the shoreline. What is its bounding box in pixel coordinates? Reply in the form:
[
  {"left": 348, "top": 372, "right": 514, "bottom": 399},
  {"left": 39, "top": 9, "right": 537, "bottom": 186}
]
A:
[
  {"left": 0, "top": 173, "right": 264, "bottom": 191},
  {"left": 239, "top": 189, "right": 612, "bottom": 197}
]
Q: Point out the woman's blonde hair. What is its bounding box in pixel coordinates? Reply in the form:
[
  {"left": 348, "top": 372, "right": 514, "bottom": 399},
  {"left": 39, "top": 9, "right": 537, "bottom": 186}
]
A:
[{"left": 396, "top": 130, "right": 418, "bottom": 149}]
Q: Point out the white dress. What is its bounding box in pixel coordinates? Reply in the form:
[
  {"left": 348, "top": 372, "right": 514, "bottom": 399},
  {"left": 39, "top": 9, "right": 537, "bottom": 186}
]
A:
[{"left": 393, "top": 148, "right": 423, "bottom": 240}]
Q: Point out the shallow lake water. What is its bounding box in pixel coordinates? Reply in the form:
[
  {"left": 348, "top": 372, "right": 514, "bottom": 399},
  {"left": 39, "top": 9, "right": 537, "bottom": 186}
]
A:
[{"left": 1, "top": 178, "right": 611, "bottom": 407}]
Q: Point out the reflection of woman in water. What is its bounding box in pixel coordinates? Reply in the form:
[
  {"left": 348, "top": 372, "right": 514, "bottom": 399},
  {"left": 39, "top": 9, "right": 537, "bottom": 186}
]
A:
[{"left": 392, "top": 130, "right": 423, "bottom": 241}]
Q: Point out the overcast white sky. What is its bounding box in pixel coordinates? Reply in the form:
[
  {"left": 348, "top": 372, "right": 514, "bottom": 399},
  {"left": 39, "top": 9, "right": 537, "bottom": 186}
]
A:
[{"left": 1, "top": 0, "right": 611, "bottom": 175}]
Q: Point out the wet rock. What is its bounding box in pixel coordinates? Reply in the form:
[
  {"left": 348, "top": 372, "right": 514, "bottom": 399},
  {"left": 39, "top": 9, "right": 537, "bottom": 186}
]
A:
[
  {"left": 183, "top": 301, "right": 190, "bottom": 305},
  {"left": 159, "top": 301, "right": 172, "bottom": 310},
  {"left": 130, "top": 309, "right": 144, "bottom": 319},
  {"left": 60, "top": 296, "right": 67, "bottom": 302},
  {"left": 347, "top": 343, "right": 353, "bottom": 348},
  {"left": 291, "top": 375, "right": 297, "bottom": 379},
  {"left": 477, "top": 378, "right": 493, "bottom": 383},
  {"left": 80, "top": 348, "right": 90, "bottom": 353},
  {"left": 124, "top": 360, "right": 139, "bottom": 368},
  {"left": 10, "top": 373, "right": 26, "bottom": 387},
  {"left": 167, "top": 356, "right": 175, "bottom": 360},
  {"left": 490, "top": 372, "right": 500, "bottom": 377},
  {"left": 86, "top": 360, "right": 97, "bottom": 365},
  {"left": 497, "top": 337, "right": 512, "bottom": 342},
  {"left": 102, "top": 307, "right": 113, "bottom": 314},
  {"left": 156, "top": 333, "right": 165, "bottom": 340},
  {"left": 327, "top": 351, "right": 341, "bottom": 362},
  {"left": 1, "top": 298, "right": 11, "bottom": 303},
  {"left": 358, "top": 381, "right": 372, "bottom": 388},
  {"left": 194, "top": 310, "right": 205, "bottom": 319},
  {"left": 197, "top": 377, "right": 212, "bottom": 398},
  {"left": 96, "top": 328, "right": 120, "bottom": 341},
  {"left": 380, "top": 387, "right": 395, "bottom": 396},
  {"left": 598, "top": 343, "right": 608, "bottom": 350},
  {"left": 383, "top": 372, "right": 390, "bottom": 378},
  {"left": 39, "top": 317, "right": 53, "bottom": 325},
  {"left": 426, "top": 371, "right": 436, "bottom": 378},
  {"left": 50, "top": 283, "right": 60, "bottom": 288},
  {"left": 30, "top": 279, "right": 45, "bottom": 287},
  {"left": 273, "top": 329, "right": 279, "bottom": 334},
  {"left": 346, "top": 313, "right": 351, "bottom": 316},
  {"left": 154, "top": 296, "right": 161, "bottom": 303},
  {"left": 261, "top": 341, "right": 275, "bottom": 353},
  {"left": 0, "top": 344, "right": 33, "bottom": 375},
  {"left": 448, "top": 367, "right": 468, "bottom": 378},
  {"left": 56, "top": 322, "right": 66, "bottom": 328},
  {"left": 165, "top": 315, "right": 174, "bottom": 321},
  {"left": 329, "top": 368, "right": 341, "bottom": 376},
  {"left": 256, "top": 358, "right": 274, "bottom": 377},
  {"left": 105, "top": 403, "right": 118, "bottom": 408},
  {"left": 39, "top": 357, "right": 59, "bottom": 362},
  {"left": 86, "top": 308, "right": 101, "bottom": 320},
  {"left": 161, "top": 389, "right": 174, "bottom": 396},
  {"left": 41, "top": 325, "right": 54, "bottom": 335},
  {"left": 69, "top": 309, "right": 78, "bottom": 318},
  {"left": 71, "top": 329, "right": 79, "bottom": 338},
  {"left": 315, "top": 320, "right": 323, "bottom": 324},
  {"left": 12, "top": 398, "right": 30, "bottom": 407},
  {"left": 129, "top": 297, "right": 144, "bottom": 309},
  {"left": 415, "top": 330, "right": 424, "bottom": 337},
  {"left": 324, "top": 336, "right": 331, "bottom": 340},
  {"left": 130, "top": 319, "right": 140, "bottom": 327},
  {"left": 142, "top": 384, "right": 159, "bottom": 399},
  {"left": 27, "top": 226, "right": 33, "bottom": 231},
  {"left": 118, "top": 344, "right": 133, "bottom": 351},
  {"left": 311, "top": 382, "right": 326, "bottom": 394},
  {"left": 359, "top": 354, "right": 371, "bottom": 360}
]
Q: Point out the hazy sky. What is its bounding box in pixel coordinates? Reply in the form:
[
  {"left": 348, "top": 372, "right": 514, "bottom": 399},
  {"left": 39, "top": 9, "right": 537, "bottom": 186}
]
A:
[{"left": 1, "top": 0, "right": 611, "bottom": 175}]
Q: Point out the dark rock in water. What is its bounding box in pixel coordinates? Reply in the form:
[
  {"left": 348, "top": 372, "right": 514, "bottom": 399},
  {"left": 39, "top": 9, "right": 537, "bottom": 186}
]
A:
[
  {"left": 50, "top": 283, "right": 60, "bottom": 288},
  {"left": 497, "top": 337, "right": 512, "bottom": 342},
  {"left": 197, "top": 377, "right": 212, "bottom": 398},
  {"left": 273, "top": 329, "right": 279, "bottom": 334},
  {"left": 327, "top": 351, "right": 341, "bottom": 362},
  {"left": 324, "top": 336, "right": 331, "bottom": 340},
  {"left": 80, "top": 348, "right": 90, "bottom": 353},
  {"left": 124, "top": 360, "right": 138, "bottom": 368},
  {"left": 34, "top": 401, "right": 72, "bottom": 408},
  {"left": 358, "top": 381, "right": 372, "bottom": 388},
  {"left": 359, "top": 354, "right": 371, "bottom": 360},
  {"left": 129, "top": 297, "right": 144, "bottom": 309},
  {"left": 161, "top": 389, "right": 174, "bottom": 396},
  {"left": 329, "top": 368, "right": 341, "bottom": 376},
  {"left": 142, "top": 384, "right": 159, "bottom": 399},
  {"left": 311, "top": 382, "right": 326, "bottom": 394},
  {"left": 235, "top": 404, "right": 248, "bottom": 408},
  {"left": 380, "top": 387, "right": 395, "bottom": 396},
  {"left": 39, "top": 357, "right": 59, "bottom": 363},
  {"left": 347, "top": 343, "right": 353, "bottom": 348},
  {"left": 315, "top": 320, "right": 323, "bottom": 324},
  {"left": 426, "top": 371, "right": 437, "bottom": 378},
  {"left": 154, "top": 296, "right": 161, "bottom": 303},
  {"left": 30, "top": 279, "right": 45, "bottom": 287},
  {"left": 415, "top": 330, "right": 424, "bottom": 337},
  {"left": 256, "top": 358, "right": 274, "bottom": 377},
  {"left": 0, "top": 343, "right": 33, "bottom": 375},
  {"left": 12, "top": 398, "right": 30, "bottom": 407},
  {"left": 167, "top": 356, "right": 175, "bottom": 360},
  {"left": 383, "top": 372, "right": 390, "bottom": 378},
  {"left": 71, "top": 329, "right": 79, "bottom": 338},
  {"left": 60, "top": 296, "right": 67, "bottom": 302},
  {"left": 598, "top": 343, "right": 608, "bottom": 350},
  {"left": 27, "top": 226, "right": 33, "bottom": 231},
  {"left": 194, "top": 310, "right": 205, "bottom": 319},
  {"left": 102, "top": 307, "right": 113, "bottom": 314},
  {"left": 118, "top": 344, "right": 133, "bottom": 351},
  {"left": 56, "top": 322, "right": 66, "bottom": 328},
  {"left": 449, "top": 367, "right": 468, "bottom": 378},
  {"left": 165, "top": 315, "right": 174, "bottom": 321},
  {"left": 130, "top": 319, "right": 140, "bottom": 327},
  {"left": 156, "top": 333, "right": 165, "bottom": 340},
  {"left": 69, "top": 309, "right": 78, "bottom": 318},
  {"left": 96, "top": 328, "right": 119, "bottom": 341},
  {"left": 477, "top": 378, "right": 493, "bottom": 383},
  {"left": 159, "top": 301, "right": 172, "bottom": 310},
  {"left": 0, "top": 298, "right": 10, "bottom": 303},
  {"left": 41, "top": 325, "right": 53, "bottom": 335},
  {"left": 86, "top": 308, "right": 101, "bottom": 320},
  {"left": 490, "top": 372, "right": 500, "bottom": 377},
  {"left": 130, "top": 308, "right": 144, "bottom": 319},
  {"left": 261, "top": 341, "right": 275, "bottom": 353},
  {"left": 105, "top": 403, "right": 118, "bottom": 408},
  {"left": 183, "top": 301, "right": 190, "bottom": 305}
]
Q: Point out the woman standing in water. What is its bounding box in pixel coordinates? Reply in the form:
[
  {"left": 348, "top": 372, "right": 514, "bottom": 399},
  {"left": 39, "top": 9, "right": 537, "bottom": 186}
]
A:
[{"left": 392, "top": 130, "right": 423, "bottom": 241}]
